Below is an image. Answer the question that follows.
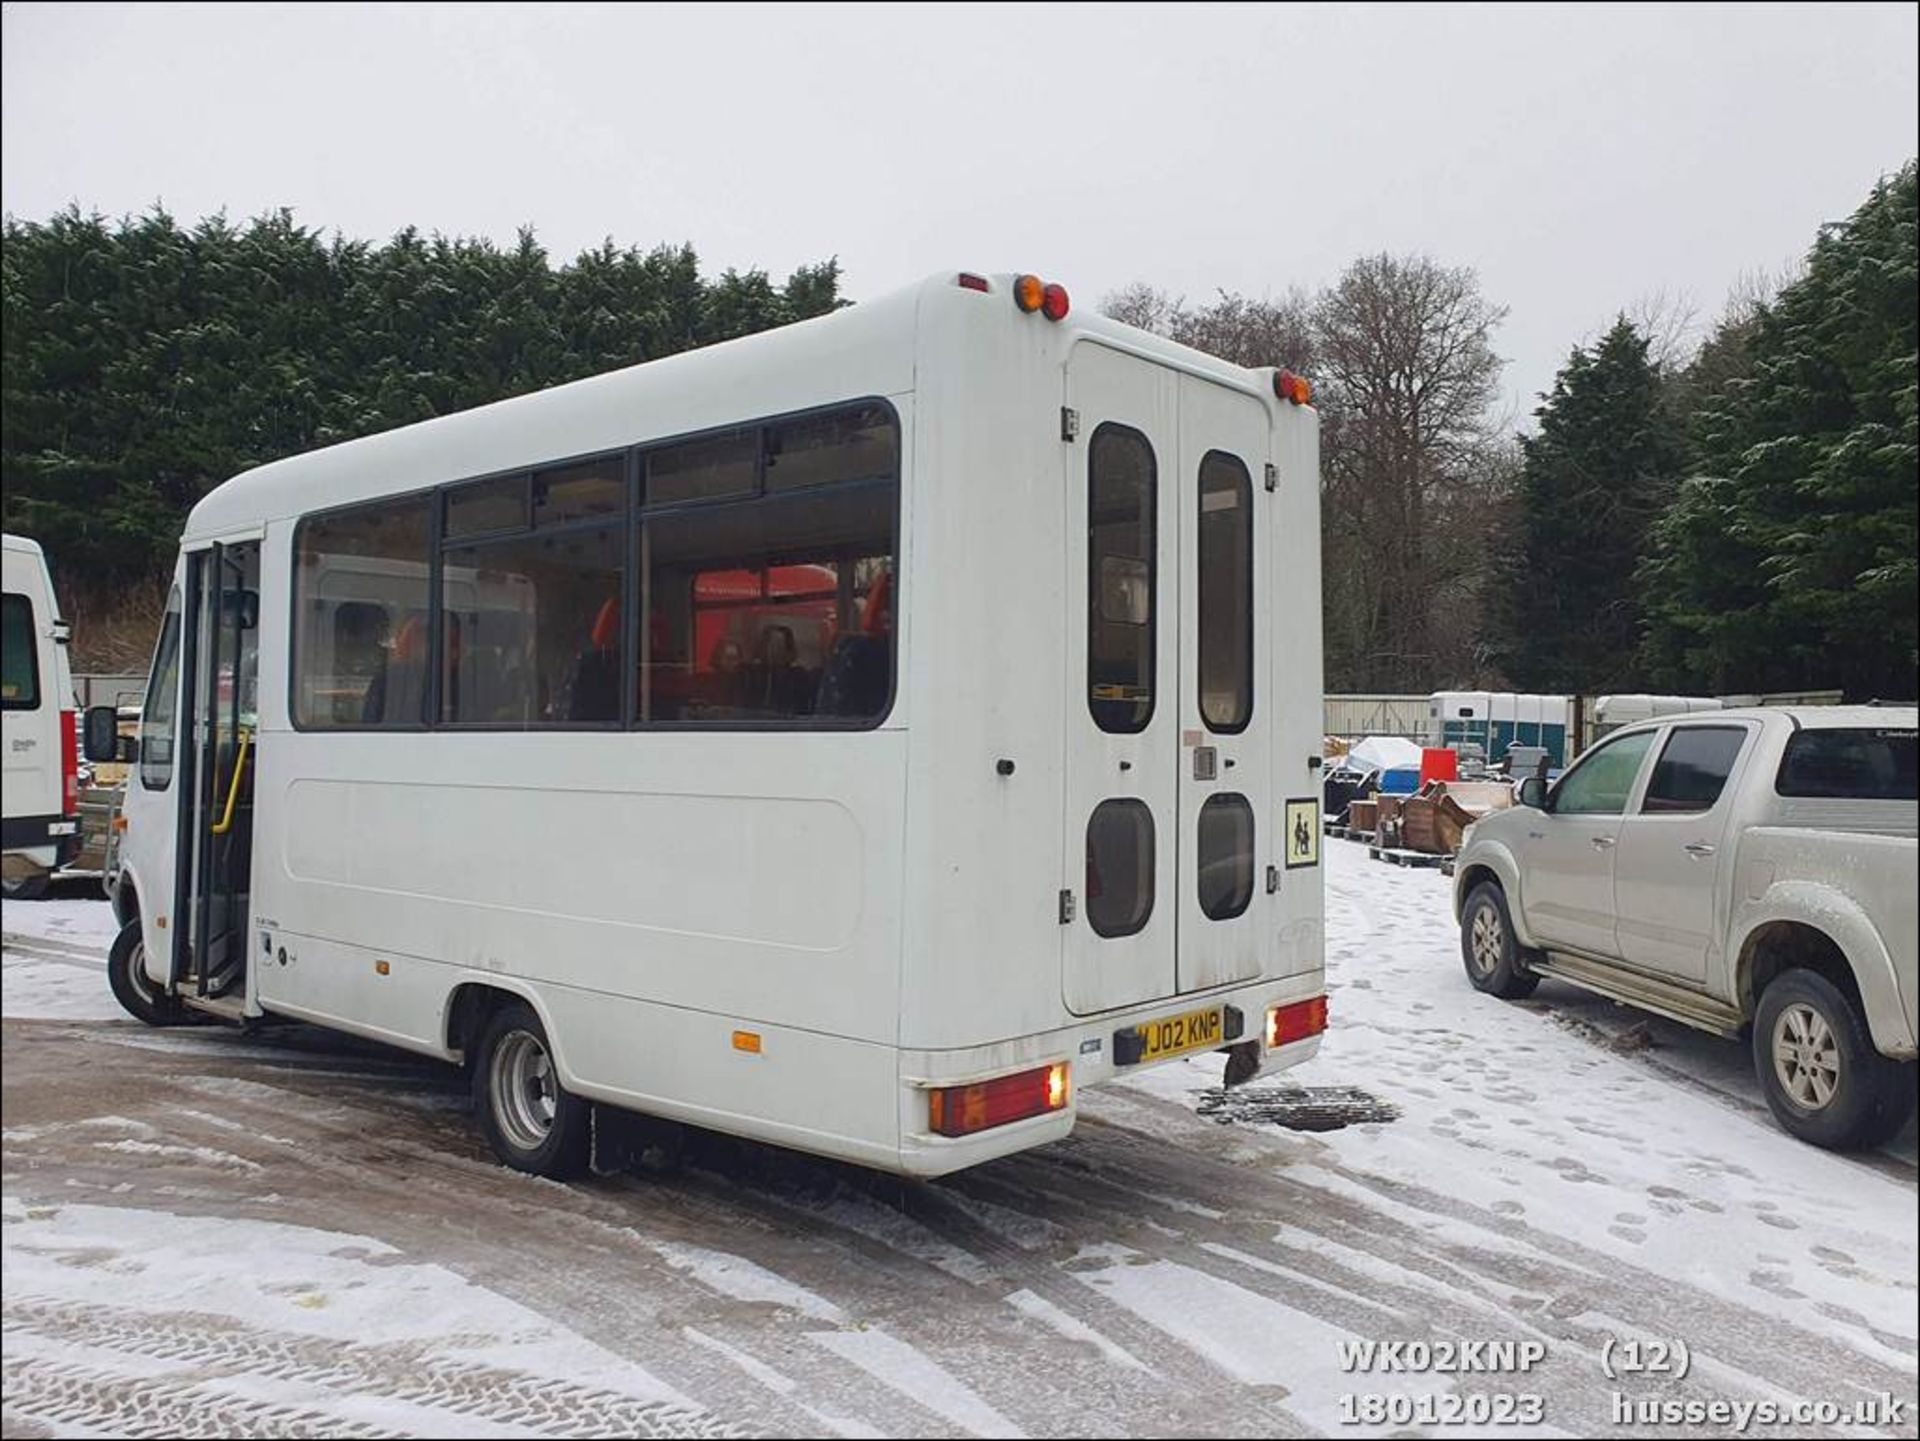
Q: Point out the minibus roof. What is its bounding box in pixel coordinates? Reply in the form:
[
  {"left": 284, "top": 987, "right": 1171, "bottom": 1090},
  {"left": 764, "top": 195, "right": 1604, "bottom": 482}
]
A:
[{"left": 182, "top": 272, "right": 1288, "bottom": 542}]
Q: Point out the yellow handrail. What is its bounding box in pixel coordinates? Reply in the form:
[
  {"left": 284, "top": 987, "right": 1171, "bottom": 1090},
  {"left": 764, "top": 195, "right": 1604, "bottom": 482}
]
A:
[{"left": 211, "top": 730, "right": 251, "bottom": 836}]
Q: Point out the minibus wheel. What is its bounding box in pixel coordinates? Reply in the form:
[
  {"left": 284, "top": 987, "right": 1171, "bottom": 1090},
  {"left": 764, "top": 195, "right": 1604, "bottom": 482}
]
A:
[
  {"left": 473, "top": 1001, "right": 590, "bottom": 1178},
  {"left": 106, "top": 920, "right": 186, "bottom": 1026}
]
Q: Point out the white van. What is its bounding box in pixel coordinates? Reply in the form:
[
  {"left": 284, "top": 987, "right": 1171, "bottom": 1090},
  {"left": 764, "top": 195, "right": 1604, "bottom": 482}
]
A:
[
  {"left": 3, "top": 534, "right": 80, "bottom": 899},
  {"left": 88, "top": 271, "right": 1329, "bottom": 1178}
]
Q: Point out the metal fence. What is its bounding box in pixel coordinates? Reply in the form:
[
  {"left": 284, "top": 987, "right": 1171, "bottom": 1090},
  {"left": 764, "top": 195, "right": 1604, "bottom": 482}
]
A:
[
  {"left": 1323, "top": 694, "right": 1429, "bottom": 741},
  {"left": 73, "top": 673, "right": 147, "bottom": 710},
  {"left": 1324, "top": 689, "right": 1845, "bottom": 750}
]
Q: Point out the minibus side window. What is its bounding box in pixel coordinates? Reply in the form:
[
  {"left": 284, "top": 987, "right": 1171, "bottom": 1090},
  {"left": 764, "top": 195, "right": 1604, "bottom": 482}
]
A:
[
  {"left": 139, "top": 589, "right": 182, "bottom": 789},
  {"left": 292, "top": 497, "right": 433, "bottom": 728},
  {"left": 637, "top": 402, "right": 898, "bottom": 727},
  {"left": 1, "top": 592, "right": 38, "bottom": 710},
  {"left": 1087, "top": 424, "right": 1156, "bottom": 735},
  {"left": 441, "top": 522, "right": 625, "bottom": 725},
  {"left": 1197, "top": 451, "right": 1253, "bottom": 733}
]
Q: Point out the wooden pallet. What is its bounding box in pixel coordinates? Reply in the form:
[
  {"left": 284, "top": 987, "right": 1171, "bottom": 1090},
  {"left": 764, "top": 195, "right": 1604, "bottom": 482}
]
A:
[
  {"left": 1368, "top": 844, "right": 1448, "bottom": 869},
  {"left": 1323, "top": 822, "right": 1379, "bottom": 844}
]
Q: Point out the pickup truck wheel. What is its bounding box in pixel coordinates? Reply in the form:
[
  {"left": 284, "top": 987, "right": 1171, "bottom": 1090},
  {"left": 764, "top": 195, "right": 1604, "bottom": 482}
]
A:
[
  {"left": 1460, "top": 882, "right": 1538, "bottom": 1000},
  {"left": 473, "top": 1001, "right": 590, "bottom": 1179},
  {"left": 1754, "top": 968, "right": 1916, "bottom": 1150}
]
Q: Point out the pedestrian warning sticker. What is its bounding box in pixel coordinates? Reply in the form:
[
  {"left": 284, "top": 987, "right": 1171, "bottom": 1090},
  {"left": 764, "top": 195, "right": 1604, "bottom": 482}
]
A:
[{"left": 1284, "top": 797, "right": 1320, "bottom": 869}]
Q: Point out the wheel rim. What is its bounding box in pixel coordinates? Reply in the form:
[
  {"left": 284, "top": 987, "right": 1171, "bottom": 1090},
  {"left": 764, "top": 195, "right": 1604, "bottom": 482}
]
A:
[
  {"left": 123, "top": 938, "right": 156, "bottom": 1003},
  {"left": 1772, "top": 1003, "right": 1840, "bottom": 1112},
  {"left": 491, "top": 1029, "right": 558, "bottom": 1151},
  {"left": 1469, "top": 904, "right": 1503, "bottom": 975}
]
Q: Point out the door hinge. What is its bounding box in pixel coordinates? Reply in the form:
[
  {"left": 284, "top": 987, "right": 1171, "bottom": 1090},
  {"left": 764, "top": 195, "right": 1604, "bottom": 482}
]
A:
[
  {"left": 1058, "top": 888, "right": 1076, "bottom": 924},
  {"left": 1060, "top": 406, "right": 1080, "bottom": 442},
  {"left": 1264, "top": 462, "right": 1278, "bottom": 492}
]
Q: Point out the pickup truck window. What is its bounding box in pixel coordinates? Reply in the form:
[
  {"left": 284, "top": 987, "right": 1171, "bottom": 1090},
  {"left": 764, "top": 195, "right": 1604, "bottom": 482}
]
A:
[
  {"left": 1776, "top": 728, "right": 1918, "bottom": 800},
  {"left": 1552, "top": 730, "right": 1655, "bottom": 815},
  {"left": 1642, "top": 726, "right": 1747, "bottom": 813}
]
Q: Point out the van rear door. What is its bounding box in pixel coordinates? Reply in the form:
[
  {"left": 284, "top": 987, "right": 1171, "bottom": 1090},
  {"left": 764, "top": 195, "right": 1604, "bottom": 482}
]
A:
[
  {"left": 1062, "top": 349, "right": 1276, "bottom": 1014},
  {"left": 1173, "top": 375, "right": 1271, "bottom": 994},
  {"left": 1062, "top": 345, "right": 1179, "bottom": 1014}
]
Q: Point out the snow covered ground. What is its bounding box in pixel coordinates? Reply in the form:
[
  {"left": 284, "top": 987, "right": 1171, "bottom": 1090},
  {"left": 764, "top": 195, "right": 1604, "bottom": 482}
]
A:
[{"left": 2, "top": 850, "right": 1915, "bottom": 1438}]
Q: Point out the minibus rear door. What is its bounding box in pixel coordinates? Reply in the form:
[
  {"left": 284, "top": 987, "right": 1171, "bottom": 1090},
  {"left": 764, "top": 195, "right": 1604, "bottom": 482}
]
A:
[
  {"left": 1172, "top": 375, "right": 1272, "bottom": 995},
  {"left": 1061, "top": 344, "right": 1180, "bottom": 1015}
]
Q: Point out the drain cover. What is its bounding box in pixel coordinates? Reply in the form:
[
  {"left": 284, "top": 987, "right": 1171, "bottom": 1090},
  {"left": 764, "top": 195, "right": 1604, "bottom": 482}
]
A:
[{"left": 1196, "top": 1084, "right": 1400, "bottom": 1132}]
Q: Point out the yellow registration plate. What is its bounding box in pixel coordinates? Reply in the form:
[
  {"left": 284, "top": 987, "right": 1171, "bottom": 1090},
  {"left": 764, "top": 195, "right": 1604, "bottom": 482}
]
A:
[{"left": 1135, "top": 1006, "right": 1225, "bottom": 1062}]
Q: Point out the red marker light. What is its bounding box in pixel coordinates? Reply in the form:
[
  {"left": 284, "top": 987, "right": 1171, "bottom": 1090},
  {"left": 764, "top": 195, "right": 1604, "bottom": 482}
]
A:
[
  {"left": 928, "top": 1063, "right": 1070, "bottom": 1137},
  {"left": 1275, "top": 368, "right": 1313, "bottom": 406},
  {"left": 1040, "top": 283, "right": 1071, "bottom": 321},
  {"left": 957, "top": 272, "right": 990, "bottom": 293},
  {"left": 1266, "top": 994, "right": 1328, "bottom": 1048}
]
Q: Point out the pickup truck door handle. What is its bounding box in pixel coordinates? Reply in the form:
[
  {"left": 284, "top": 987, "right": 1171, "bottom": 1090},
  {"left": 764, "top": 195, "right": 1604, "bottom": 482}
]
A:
[
  {"left": 1590, "top": 835, "right": 1616, "bottom": 850},
  {"left": 1683, "top": 841, "right": 1717, "bottom": 858}
]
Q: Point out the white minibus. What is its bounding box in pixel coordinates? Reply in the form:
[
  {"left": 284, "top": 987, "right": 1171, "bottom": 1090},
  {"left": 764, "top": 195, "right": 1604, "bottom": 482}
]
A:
[
  {"left": 87, "top": 271, "right": 1328, "bottom": 1177},
  {"left": 4, "top": 533, "right": 80, "bottom": 899}
]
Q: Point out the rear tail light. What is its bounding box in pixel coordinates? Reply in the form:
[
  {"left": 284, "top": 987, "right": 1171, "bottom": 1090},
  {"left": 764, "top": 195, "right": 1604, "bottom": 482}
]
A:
[
  {"left": 60, "top": 709, "right": 79, "bottom": 816},
  {"left": 957, "top": 272, "right": 991, "bottom": 293},
  {"left": 928, "top": 1062, "right": 1070, "bottom": 1137},
  {"left": 1267, "top": 995, "right": 1328, "bottom": 1049}
]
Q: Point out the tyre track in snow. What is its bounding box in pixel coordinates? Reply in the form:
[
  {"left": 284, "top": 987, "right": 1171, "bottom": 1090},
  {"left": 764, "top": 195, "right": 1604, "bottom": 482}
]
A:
[
  {"left": 9, "top": 1012, "right": 1916, "bottom": 1439},
  {"left": 1073, "top": 1086, "right": 1918, "bottom": 1431},
  {"left": 2, "top": 1297, "right": 743, "bottom": 1438},
  {"left": 7, "top": 900, "right": 1917, "bottom": 1440},
  {"left": 5, "top": 1021, "right": 1027, "bottom": 1437}
]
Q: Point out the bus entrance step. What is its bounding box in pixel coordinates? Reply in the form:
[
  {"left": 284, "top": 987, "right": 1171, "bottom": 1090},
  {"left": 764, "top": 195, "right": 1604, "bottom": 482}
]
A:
[{"left": 181, "top": 992, "right": 250, "bottom": 1025}]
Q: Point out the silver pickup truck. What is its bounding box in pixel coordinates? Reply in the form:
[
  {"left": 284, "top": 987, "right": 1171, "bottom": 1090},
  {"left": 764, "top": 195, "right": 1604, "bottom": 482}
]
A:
[{"left": 1454, "top": 707, "right": 1917, "bottom": 1149}]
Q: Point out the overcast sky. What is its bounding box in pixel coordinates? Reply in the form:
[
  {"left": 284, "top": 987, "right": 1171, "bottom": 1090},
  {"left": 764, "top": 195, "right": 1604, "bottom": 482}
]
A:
[{"left": 5, "top": 2, "right": 1915, "bottom": 420}]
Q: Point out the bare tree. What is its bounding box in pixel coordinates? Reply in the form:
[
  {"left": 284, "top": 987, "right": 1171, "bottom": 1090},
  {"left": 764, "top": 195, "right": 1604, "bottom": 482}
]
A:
[
  {"left": 1099, "top": 284, "right": 1314, "bottom": 373},
  {"left": 1314, "top": 253, "right": 1509, "bottom": 691},
  {"left": 1169, "top": 289, "right": 1316, "bottom": 373},
  {"left": 1626, "top": 288, "right": 1702, "bottom": 371},
  {"left": 1105, "top": 260, "right": 1511, "bottom": 693},
  {"left": 1098, "top": 282, "right": 1185, "bottom": 336}
]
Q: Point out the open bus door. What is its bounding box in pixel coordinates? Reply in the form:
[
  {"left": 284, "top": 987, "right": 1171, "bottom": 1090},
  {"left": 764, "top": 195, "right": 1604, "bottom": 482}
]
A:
[{"left": 170, "top": 539, "right": 261, "bottom": 1006}]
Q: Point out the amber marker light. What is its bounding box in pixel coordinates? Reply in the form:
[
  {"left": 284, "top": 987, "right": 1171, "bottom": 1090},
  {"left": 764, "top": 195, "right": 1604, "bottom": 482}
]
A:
[{"left": 1013, "top": 273, "right": 1046, "bottom": 313}]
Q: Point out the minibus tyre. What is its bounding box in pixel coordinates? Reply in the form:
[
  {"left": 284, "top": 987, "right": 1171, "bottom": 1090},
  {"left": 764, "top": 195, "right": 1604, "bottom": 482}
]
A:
[
  {"left": 1460, "top": 882, "right": 1538, "bottom": 999},
  {"left": 1753, "top": 968, "right": 1915, "bottom": 1151},
  {"left": 107, "top": 920, "right": 186, "bottom": 1026},
  {"left": 473, "top": 1002, "right": 590, "bottom": 1179}
]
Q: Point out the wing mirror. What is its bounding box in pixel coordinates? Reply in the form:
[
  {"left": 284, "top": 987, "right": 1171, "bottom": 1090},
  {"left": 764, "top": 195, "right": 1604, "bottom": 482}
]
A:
[
  {"left": 82, "top": 705, "right": 131, "bottom": 763},
  {"left": 1517, "top": 775, "right": 1548, "bottom": 810}
]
